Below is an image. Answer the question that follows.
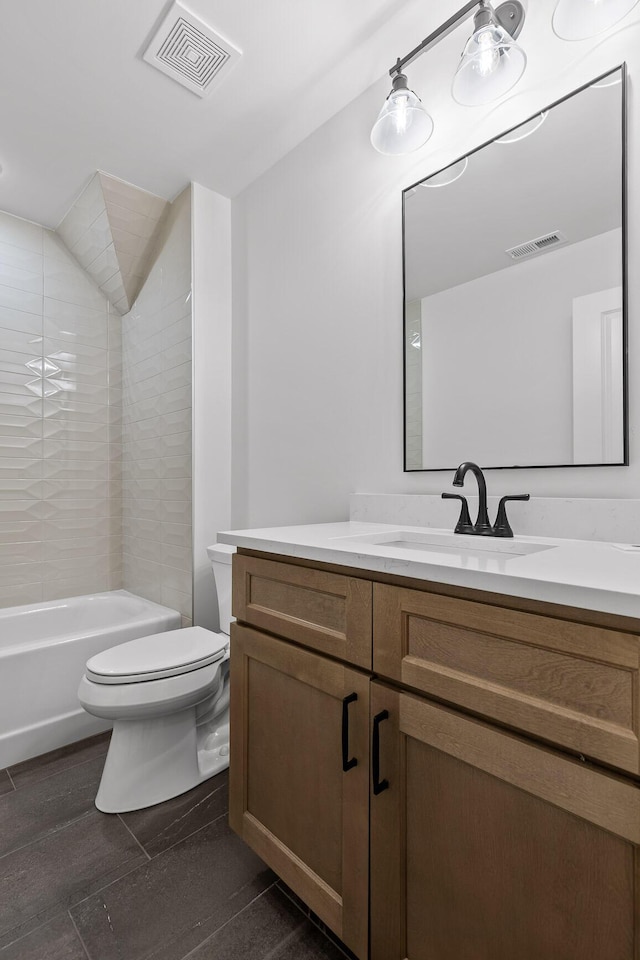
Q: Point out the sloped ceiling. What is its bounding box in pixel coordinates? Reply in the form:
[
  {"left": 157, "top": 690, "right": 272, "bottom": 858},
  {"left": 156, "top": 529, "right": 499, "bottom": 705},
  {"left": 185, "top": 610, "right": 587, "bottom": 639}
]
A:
[{"left": 56, "top": 173, "right": 169, "bottom": 315}]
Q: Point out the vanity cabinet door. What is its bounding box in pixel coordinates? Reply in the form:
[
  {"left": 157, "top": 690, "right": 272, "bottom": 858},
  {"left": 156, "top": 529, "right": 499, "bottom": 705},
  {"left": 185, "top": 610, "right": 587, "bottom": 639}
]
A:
[
  {"left": 370, "top": 681, "right": 640, "bottom": 960},
  {"left": 229, "top": 623, "right": 370, "bottom": 960},
  {"left": 373, "top": 583, "right": 640, "bottom": 774},
  {"left": 233, "top": 553, "right": 373, "bottom": 668}
]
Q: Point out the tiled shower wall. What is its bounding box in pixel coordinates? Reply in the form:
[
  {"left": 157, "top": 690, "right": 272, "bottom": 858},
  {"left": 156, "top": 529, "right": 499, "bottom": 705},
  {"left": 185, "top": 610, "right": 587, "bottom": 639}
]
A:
[
  {"left": 0, "top": 210, "right": 122, "bottom": 608},
  {"left": 121, "top": 188, "right": 193, "bottom": 626}
]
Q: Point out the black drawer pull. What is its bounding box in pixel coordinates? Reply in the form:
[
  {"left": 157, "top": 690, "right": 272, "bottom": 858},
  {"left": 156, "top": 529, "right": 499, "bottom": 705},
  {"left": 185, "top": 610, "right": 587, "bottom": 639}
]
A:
[
  {"left": 342, "top": 693, "right": 358, "bottom": 772},
  {"left": 372, "top": 709, "right": 389, "bottom": 795}
]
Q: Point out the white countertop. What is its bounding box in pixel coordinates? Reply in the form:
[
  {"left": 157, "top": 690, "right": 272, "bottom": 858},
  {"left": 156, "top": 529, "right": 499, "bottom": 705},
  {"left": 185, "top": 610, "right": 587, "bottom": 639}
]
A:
[{"left": 217, "top": 521, "right": 640, "bottom": 621}]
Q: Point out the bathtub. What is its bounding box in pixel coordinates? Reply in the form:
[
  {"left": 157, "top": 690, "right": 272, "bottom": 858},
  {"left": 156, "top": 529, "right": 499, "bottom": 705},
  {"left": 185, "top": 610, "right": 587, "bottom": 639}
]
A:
[{"left": 0, "top": 590, "right": 181, "bottom": 769}]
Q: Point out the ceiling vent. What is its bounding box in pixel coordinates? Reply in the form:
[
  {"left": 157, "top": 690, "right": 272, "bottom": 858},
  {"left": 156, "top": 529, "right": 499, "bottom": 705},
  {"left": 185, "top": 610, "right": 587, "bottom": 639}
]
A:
[
  {"left": 143, "top": 1, "right": 241, "bottom": 98},
  {"left": 505, "top": 231, "right": 568, "bottom": 261}
]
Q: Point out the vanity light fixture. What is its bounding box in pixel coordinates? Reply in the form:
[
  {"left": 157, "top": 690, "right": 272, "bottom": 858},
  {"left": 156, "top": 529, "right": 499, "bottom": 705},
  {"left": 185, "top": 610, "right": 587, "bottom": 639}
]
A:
[
  {"left": 370, "top": 71, "right": 434, "bottom": 155},
  {"left": 371, "top": 0, "right": 525, "bottom": 155},
  {"left": 553, "top": 0, "right": 640, "bottom": 40},
  {"left": 373, "top": 0, "right": 638, "bottom": 155},
  {"left": 451, "top": 1, "right": 527, "bottom": 106}
]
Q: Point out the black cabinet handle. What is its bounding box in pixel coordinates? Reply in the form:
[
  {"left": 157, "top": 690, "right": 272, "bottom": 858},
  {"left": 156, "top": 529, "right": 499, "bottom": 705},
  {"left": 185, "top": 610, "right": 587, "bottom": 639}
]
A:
[
  {"left": 372, "top": 709, "right": 389, "bottom": 795},
  {"left": 341, "top": 693, "right": 358, "bottom": 772}
]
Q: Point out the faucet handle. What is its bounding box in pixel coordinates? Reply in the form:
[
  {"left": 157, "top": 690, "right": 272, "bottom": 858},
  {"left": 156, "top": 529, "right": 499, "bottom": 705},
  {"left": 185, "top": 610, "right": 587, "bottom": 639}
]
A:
[
  {"left": 492, "top": 494, "right": 530, "bottom": 538},
  {"left": 441, "top": 493, "right": 475, "bottom": 535}
]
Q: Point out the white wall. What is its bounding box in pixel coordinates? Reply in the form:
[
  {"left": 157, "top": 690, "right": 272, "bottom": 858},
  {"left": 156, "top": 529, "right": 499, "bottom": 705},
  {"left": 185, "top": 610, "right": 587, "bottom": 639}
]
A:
[
  {"left": 121, "top": 188, "right": 193, "bottom": 623},
  {"left": 232, "top": 14, "right": 640, "bottom": 529},
  {"left": 420, "top": 230, "right": 621, "bottom": 468},
  {"left": 192, "top": 184, "right": 232, "bottom": 631}
]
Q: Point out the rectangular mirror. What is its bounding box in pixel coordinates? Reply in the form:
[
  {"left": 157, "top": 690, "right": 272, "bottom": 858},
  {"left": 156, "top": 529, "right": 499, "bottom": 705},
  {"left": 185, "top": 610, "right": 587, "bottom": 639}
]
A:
[{"left": 403, "top": 66, "right": 627, "bottom": 472}]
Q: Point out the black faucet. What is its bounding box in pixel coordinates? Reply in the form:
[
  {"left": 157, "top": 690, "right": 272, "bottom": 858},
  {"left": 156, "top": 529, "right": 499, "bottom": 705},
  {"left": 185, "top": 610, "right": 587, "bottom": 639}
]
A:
[
  {"left": 441, "top": 461, "right": 530, "bottom": 538},
  {"left": 451, "top": 461, "right": 493, "bottom": 536}
]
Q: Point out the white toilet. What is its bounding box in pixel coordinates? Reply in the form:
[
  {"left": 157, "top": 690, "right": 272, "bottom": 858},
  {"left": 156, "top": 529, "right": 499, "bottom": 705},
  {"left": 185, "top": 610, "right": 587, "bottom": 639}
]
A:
[{"left": 78, "top": 543, "right": 236, "bottom": 813}]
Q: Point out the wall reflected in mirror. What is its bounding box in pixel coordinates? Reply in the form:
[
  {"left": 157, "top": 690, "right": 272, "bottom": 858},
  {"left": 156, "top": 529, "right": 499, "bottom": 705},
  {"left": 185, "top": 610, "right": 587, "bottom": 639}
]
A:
[{"left": 403, "top": 66, "right": 626, "bottom": 471}]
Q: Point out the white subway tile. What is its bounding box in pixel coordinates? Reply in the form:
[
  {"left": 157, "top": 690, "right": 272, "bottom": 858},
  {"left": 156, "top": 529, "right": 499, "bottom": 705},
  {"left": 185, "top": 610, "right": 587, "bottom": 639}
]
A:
[
  {"left": 44, "top": 259, "right": 109, "bottom": 311},
  {"left": 0, "top": 328, "right": 43, "bottom": 357},
  {"left": 44, "top": 379, "right": 109, "bottom": 406},
  {"left": 44, "top": 315, "right": 108, "bottom": 351},
  {"left": 42, "top": 516, "right": 114, "bottom": 540},
  {"left": 0, "top": 283, "right": 42, "bottom": 317},
  {"left": 0, "top": 242, "right": 43, "bottom": 273},
  {"left": 122, "top": 497, "right": 159, "bottom": 522},
  {"left": 161, "top": 564, "right": 191, "bottom": 595},
  {"left": 0, "top": 307, "right": 42, "bottom": 337},
  {"left": 44, "top": 337, "right": 107, "bottom": 369},
  {"left": 100, "top": 174, "right": 166, "bottom": 218},
  {"left": 161, "top": 585, "right": 192, "bottom": 619},
  {"left": 42, "top": 574, "right": 110, "bottom": 602},
  {"left": 42, "top": 459, "right": 110, "bottom": 481},
  {"left": 161, "top": 522, "right": 191, "bottom": 548},
  {"left": 41, "top": 478, "right": 110, "bottom": 500},
  {"left": 42, "top": 554, "right": 114, "bottom": 581},
  {"left": 43, "top": 231, "right": 72, "bottom": 263},
  {"left": 42, "top": 418, "right": 110, "bottom": 442},
  {"left": 161, "top": 385, "right": 191, "bottom": 415},
  {"left": 42, "top": 439, "right": 110, "bottom": 460},
  {"left": 0, "top": 262, "right": 42, "bottom": 296},
  {"left": 162, "top": 455, "right": 191, "bottom": 479},
  {"left": 0, "top": 436, "right": 42, "bottom": 457},
  {"left": 0, "top": 415, "right": 41, "bottom": 439},
  {"left": 0, "top": 213, "right": 43, "bottom": 254},
  {"left": 0, "top": 540, "right": 42, "bottom": 565},
  {"left": 0, "top": 348, "right": 45, "bottom": 378},
  {"left": 0, "top": 393, "right": 42, "bottom": 419},
  {"left": 0, "top": 479, "right": 43, "bottom": 500},
  {"left": 160, "top": 499, "right": 191, "bottom": 524},
  {"left": 48, "top": 358, "right": 108, "bottom": 387},
  {"left": 0, "top": 582, "right": 43, "bottom": 607},
  {"left": 0, "top": 499, "right": 47, "bottom": 521},
  {"left": 163, "top": 338, "right": 191, "bottom": 370},
  {"left": 0, "top": 520, "right": 42, "bottom": 543},
  {"left": 0, "top": 458, "right": 42, "bottom": 480},
  {"left": 39, "top": 498, "right": 113, "bottom": 521},
  {"left": 43, "top": 397, "right": 109, "bottom": 424},
  {"left": 123, "top": 535, "right": 160, "bottom": 563},
  {"left": 0, "top": 371, "right": 42, "bottom": 398},
  {"left": 0, "top": 560, "right": 45, "bottom": 585},
  {"left": 161, "top": 542, "right": 191, "bottom": 572},
  {"left": 41, "top": 535, "right": 118, "bottom": 561}
]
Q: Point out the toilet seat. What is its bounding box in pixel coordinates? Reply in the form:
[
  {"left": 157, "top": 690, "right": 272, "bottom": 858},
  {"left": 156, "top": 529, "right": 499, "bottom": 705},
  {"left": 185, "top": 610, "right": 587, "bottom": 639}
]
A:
[{"left": 85, "top": 626, "right": 228, "bottom": 684}]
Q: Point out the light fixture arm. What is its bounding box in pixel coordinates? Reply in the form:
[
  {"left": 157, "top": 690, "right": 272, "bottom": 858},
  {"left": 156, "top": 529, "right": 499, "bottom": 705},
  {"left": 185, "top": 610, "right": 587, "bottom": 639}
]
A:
[{"left": 388, "top": 0, "right": 524, "bottom": 78}]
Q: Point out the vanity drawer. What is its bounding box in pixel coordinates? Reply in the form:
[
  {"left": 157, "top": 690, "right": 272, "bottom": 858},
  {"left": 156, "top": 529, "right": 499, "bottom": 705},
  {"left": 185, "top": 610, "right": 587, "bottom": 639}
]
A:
[
  {"left": 373, "top": 583, "right": 640, "bottom": 774},
  {"left": 233, "top": 554, "right": 372, "bottom": 668}
]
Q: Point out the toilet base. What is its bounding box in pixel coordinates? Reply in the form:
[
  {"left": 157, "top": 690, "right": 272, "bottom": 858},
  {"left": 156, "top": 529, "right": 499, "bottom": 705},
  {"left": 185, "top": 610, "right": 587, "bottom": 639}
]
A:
[{"left": 95, "top": 704, "right": 230, "bottom": 813}]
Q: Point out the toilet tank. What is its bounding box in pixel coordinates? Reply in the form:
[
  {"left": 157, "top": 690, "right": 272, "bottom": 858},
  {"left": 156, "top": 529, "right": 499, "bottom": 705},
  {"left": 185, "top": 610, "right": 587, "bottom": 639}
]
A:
[{"left": 206, "top": 543, "right": 236, "bottom": 634}]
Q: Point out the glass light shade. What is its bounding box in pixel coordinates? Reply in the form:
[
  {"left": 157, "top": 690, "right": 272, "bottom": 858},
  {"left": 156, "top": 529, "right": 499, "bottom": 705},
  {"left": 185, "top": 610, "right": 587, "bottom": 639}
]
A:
[
  {"left": 452, "top": 20, "right": 527, "bottom": 106},
  {"left": 495, "top": 111, "right": 548, "bottom": 143},
  {"left": 553, "top": 0, "right": 640, "bottom": 39},
  {"left": 371, "top": 75, "right": 434, "bottom": 155}
]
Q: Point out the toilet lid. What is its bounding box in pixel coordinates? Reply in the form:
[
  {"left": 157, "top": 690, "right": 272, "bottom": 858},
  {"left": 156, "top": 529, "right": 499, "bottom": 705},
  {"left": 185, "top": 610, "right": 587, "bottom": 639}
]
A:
[{"left": 85, "top": 626, "right": 228, "bottom": 684}]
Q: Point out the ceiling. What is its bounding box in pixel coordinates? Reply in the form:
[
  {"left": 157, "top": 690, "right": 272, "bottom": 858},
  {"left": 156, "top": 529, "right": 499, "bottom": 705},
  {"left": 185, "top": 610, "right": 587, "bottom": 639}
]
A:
[{"left": 0, "top": 0, "right": 452, "bottom": 228}]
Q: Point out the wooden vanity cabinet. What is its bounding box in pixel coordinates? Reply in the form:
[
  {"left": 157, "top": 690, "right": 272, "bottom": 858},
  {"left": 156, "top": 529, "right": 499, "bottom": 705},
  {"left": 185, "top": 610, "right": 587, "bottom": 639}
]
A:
[
  {"left": 229, "top": 622, "right": 370, "bottom": 959},
  {"left": 370, "top": 682, "right": 640, "bottom": 960},
  {"left": 230, "top": 551, "right": 640, "bottom": 960}
]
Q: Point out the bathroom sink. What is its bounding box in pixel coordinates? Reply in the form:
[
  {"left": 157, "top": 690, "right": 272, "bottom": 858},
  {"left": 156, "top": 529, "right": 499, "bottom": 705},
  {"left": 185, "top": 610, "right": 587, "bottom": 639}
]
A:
[{"left": 331, "top": 530, "right": 555, "bottom": 563}]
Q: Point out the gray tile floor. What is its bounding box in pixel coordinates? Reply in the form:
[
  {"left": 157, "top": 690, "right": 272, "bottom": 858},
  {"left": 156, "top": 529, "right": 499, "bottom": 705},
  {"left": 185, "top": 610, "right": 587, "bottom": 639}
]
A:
[{"left": 0, "top": 734, "right": 354, "bottom": 960}]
